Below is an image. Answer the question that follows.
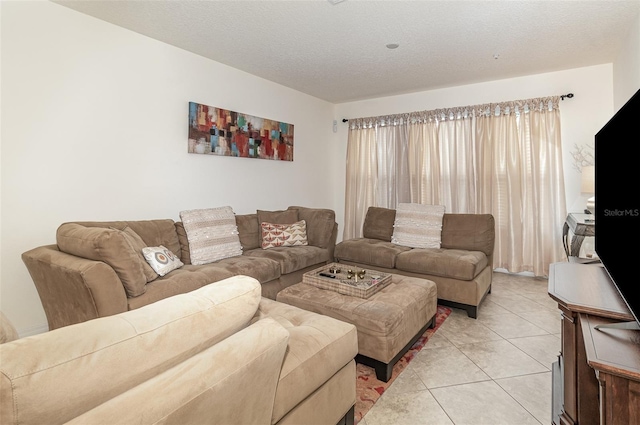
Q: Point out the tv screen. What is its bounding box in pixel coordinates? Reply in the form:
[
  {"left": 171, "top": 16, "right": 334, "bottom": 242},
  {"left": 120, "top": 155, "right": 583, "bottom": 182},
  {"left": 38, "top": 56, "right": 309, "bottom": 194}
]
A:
[{"left": 594, "top": 88, "right": 640, "bottom": 326}]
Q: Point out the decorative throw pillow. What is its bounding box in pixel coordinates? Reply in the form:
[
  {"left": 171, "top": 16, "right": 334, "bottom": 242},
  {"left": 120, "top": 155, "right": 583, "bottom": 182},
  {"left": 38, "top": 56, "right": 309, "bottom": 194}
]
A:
[
  {"left": 261, "top": 220, "right": 308, "bottom": 249},
  {"left": 142, "top": 246, "right": 184, "bottom": 276},
  {"left": 391, "top": 203, "right": 446, "bottom": 249},
  {"left": 179, "top": 206, "right": 243, "bottom": 265}
]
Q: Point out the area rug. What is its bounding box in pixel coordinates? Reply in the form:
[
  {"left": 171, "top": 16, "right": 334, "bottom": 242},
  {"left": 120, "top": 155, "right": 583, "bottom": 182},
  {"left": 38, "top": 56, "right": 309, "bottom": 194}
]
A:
[{"left": 354, "top": 305, "right": 452, "bottom": 424}]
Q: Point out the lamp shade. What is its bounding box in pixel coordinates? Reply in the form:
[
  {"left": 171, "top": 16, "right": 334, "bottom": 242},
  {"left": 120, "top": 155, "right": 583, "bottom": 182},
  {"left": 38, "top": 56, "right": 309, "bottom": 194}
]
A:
[{"left": 581, "top": 165, "right": 595, "bottom": 193}]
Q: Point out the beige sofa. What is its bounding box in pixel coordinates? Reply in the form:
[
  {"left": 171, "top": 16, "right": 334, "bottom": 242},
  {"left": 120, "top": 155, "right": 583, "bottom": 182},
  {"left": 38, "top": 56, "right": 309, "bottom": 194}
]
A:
[
  {"left": 334, "top": 207, "right": 495, "bottom": 318},
  {"left": 22, "top": 206, "right": 337, "bottom": 330},
  {"left": 0, "top": 275, "right": 358, "bottom": 425}
]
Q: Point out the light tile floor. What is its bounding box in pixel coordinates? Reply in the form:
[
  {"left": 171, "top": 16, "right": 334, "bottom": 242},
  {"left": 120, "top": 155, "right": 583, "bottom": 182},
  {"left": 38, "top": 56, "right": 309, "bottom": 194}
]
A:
[{"left": 361, "top": 271, "right": 560, "bottom": 425}]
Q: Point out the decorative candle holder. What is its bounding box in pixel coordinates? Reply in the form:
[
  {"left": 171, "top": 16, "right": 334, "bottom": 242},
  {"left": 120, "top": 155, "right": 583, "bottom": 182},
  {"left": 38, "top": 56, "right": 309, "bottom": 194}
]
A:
[{"left": 346, "top": 269, "right": 354, "bottom": 279}]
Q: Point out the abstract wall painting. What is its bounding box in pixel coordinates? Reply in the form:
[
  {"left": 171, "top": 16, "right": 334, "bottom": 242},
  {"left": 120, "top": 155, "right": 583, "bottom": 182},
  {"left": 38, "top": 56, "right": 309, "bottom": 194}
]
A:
[{"left": 188, "top": 101, "right": 294, "bottom": 161}]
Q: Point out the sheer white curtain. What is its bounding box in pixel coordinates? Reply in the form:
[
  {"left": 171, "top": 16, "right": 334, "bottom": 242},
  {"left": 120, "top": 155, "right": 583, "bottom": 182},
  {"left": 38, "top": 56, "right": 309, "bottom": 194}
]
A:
[
  {"left": 375, "top": 117, "right": 411, "bottom": 209},
  {"left": 343, "top": 96, "right": 567, "bottom": 276},
  {"left": 475, "top": 99, "right": 566, "bottom": 275},
  {"left": 343, "top": 122, "right": 377, "bottom": 240}
]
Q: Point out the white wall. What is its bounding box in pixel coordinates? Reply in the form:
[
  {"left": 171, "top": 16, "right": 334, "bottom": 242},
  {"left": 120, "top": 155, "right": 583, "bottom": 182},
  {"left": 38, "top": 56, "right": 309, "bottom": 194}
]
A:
[
  {"left": 1, "top": 1, "right": 337, "bottom": 334},
  {"left": 613, "top": 12, "right": 640, "bottom": 109},
  {"left": 3, "top": 1, "right": 637, "bottom": 336},
  {"left": 333, "top": 65, "right": 615, "bottom": 238}
]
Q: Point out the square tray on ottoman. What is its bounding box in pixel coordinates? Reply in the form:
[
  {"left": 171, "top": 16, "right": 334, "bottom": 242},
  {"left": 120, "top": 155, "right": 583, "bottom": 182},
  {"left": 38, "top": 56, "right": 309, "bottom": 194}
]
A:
[
  {"left": 276, "top": 270, "right": 438, "bottom": 382},
  {"left": 302, "top": 262, "right": 392, "bottom": 299}
]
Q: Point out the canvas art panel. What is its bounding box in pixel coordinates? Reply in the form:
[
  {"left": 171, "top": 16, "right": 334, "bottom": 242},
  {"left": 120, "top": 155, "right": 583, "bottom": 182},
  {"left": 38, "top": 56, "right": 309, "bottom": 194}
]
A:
[{"left": 188, "top": 101, "right": 294, "bottom": 161}]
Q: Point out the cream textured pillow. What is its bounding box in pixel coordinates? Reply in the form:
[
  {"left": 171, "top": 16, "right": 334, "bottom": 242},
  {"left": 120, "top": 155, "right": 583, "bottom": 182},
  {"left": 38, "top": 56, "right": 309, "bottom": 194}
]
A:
[
  {"left": 391, "top": 203, "right": 446, "bottom": 249},
  {"left": 179, "top": 206, "right": 243, "bottom": 265},
  {"left": 142, "top": 246, "right": 184, "bottom": 276},
  {"left": 261, "top": 220, "right": 308, "bottom": 249}
]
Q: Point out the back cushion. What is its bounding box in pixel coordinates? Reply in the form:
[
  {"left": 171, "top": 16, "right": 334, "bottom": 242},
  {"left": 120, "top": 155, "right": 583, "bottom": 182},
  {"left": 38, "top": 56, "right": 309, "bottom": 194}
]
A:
[
  {"left": 74, "top": 220, "right": 181, "bottom": 259},
  {"left": 174, "top": 222, "right": 192, "bottom": 265},
  {"left": 257, "top": 209, "right": 298, "bottom": 225},
  {"left": 236, "top": 214, "right": 260, "bottom": 250},
  {"left": 362, "top": 207, "right": 396, "bottom": 241},
  {"left": 287, "top": 206, "right": 335, "bottom": 248},
  {"left": 57, "top": 223, "right": 149, "bottom": 297},
  {"left": 124, "top": 220, "right": 181, "bottom": 258},
  {"left": 441, "top": 214, "right": 495, "bottom": 256}
]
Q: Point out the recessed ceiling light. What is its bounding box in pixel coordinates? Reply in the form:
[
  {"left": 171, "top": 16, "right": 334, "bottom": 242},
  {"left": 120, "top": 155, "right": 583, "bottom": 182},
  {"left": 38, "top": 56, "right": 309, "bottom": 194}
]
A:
[
  {"left": 327, "top": 0, "right": 346, "bottom": 4},
  {"left": 386, "top": 43, "right": 400, "bottom": 49},
  {"left": 493, "top": 53, "right": 500, "bottom": 59}
]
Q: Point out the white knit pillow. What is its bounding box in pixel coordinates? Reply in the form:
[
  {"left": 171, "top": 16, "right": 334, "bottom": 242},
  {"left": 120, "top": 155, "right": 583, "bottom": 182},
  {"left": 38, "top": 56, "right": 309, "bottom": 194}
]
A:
[
  {"left": 179, "top": 206, "right": 243, "bottom": 265},
  {"left": 391, "top": 203, "right": 446, "bottom": 248}
]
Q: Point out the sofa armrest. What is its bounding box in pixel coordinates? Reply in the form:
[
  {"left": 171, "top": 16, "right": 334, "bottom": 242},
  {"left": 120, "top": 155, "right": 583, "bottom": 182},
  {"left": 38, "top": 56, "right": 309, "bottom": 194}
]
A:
[{"left": 21, "top": 245, "right": 128, "bottom": 330}]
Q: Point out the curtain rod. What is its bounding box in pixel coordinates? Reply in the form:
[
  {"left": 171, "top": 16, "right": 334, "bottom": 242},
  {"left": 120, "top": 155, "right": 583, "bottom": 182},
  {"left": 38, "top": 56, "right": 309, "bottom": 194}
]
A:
[{"left": 341, "top": 92, "right": 575, "bottom": 122}]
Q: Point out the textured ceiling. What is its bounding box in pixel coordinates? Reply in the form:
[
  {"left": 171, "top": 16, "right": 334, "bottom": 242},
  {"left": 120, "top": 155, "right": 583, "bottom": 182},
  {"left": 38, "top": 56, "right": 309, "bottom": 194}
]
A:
[{"left": 54, "top": 0, "right": 640, "bottom": 103}]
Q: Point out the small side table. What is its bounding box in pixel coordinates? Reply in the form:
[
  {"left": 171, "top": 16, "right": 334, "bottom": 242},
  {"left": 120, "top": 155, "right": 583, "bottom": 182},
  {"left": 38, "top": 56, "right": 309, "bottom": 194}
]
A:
[{"left": 562, "top": 213, "right": 595, "bottom": 258}]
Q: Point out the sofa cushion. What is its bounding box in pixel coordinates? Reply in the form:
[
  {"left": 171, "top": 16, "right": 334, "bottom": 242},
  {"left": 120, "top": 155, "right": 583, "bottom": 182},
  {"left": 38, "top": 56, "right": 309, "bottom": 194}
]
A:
[
  {"left": 179, "top": 207, "right": 243, "bottom": 265},
  {"left": 252, "top": 298, "right": 358, "bottom": 425},
  {"left": 74, "top": 220, "right": 181, "bottom": 260},
  {"left": 441, "top": 213, "right": 496, "bottom": 257},
  {"left": 244, "top": 245, "right": 330, "bottom": 275},
  {"left": 0, "top": 275, "right": 262, "bottom": 425},
  {"left": 142, "top": 246, "right": 184, "bottom": 277},
  {"left": 127, "top": 265, "right": 235, "bottom": 310},
  {"left": 257, "top": 209, "right": 299, "bottom": 225},
  {"left": 119, "top": 226, "right": 159, "bottom": 283},
  {"left": 261, "top": 220, "right": 308, "bottom": 249},
  {"left": 123, "top": 220, "right": 182, "bottom": 259},
  {"left": 395, "top": 248, "right": 488, "bottom": 281},
  {"left": 174, "top": 222, "right": 192, "bottom": 265},
  {"left": 363, "top": 207, "right": 396, "bottom": 241},
  {"left": 334, "top": 238, "right": 412, "bottom": 269},
  {"left": 391, "top": 203, "right": 446, "bottom": 249},
  {"left": 236, "top": 213, "right": 260, "bottom": 251},
  {"left": 57, "top": 223, "right": 149, "bottom": 297},
  {"left": 287, "top": 206, "right": 336, "bottom": 248},
  {"left": 213, "top": 255, "right": 281, "bottom": 283}
]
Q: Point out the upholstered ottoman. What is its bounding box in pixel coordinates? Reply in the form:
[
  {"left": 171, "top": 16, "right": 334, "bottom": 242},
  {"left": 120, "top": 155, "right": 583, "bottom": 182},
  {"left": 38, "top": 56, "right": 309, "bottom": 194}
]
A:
[
  {"left": 252, "top": 298, "right": 359, "bottom": 425},
  {"left": 276, "top": 273, "right": 437, "bottom": 382}
]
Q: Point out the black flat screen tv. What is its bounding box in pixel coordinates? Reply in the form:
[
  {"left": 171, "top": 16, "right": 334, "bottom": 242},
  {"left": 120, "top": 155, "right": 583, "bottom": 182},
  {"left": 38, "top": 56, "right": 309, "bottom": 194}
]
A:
[{"left": 594, "top": 88, "right": 640, "bottom": 328}]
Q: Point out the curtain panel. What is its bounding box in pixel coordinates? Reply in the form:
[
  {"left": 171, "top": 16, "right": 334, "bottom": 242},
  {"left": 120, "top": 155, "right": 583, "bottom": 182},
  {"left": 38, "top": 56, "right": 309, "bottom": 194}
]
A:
[{"left": 343, "top": 97, "right": 567, "bottom": 276}]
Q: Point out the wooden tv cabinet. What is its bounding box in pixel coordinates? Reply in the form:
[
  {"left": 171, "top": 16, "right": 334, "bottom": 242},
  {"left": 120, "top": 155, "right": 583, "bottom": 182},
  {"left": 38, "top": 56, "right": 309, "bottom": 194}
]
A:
[{"left": 548, "top": 262, "right": 640, "bottom": 425}]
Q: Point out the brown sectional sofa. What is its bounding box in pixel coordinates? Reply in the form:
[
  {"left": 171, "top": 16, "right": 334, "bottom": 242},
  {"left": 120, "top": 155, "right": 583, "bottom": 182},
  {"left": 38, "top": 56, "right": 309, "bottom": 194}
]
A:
[
  {"left": 334, "top": 206, "right": 495, "bottom": 318},
  {"left": 22, "top": 206, "right": 337, "bottom": 330},
  {"left": 0, "top": 275, "right": 358, "bottom": 425}
]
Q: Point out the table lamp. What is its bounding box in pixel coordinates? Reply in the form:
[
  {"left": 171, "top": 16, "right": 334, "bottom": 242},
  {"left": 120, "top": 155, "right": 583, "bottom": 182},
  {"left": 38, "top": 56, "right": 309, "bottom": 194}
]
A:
[{"left": 581, "top": 165, "right": 595, "bottom": 214}]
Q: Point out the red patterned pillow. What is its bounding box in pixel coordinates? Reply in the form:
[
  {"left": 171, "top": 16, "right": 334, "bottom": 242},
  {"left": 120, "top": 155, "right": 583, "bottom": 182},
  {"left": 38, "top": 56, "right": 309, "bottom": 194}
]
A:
[{"left": 261, "top": 220, "right": 308, "bottom": 249}]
